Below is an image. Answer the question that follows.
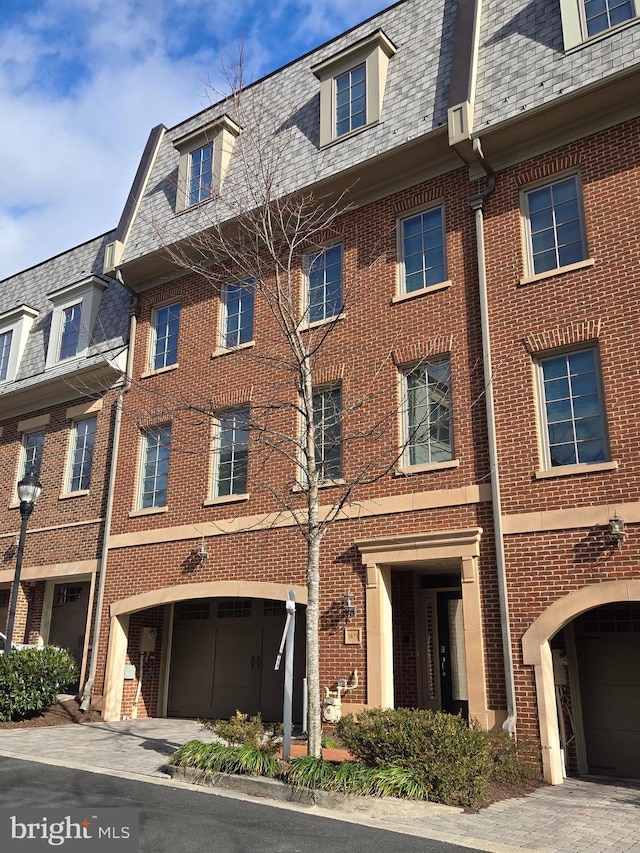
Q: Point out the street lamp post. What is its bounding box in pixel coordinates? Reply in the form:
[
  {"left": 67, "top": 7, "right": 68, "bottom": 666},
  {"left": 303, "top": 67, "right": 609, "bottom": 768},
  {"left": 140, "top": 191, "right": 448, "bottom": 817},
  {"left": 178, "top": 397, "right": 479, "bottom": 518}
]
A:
[{"left": 5, "top": 472, "right": 42, "bottom": 652}]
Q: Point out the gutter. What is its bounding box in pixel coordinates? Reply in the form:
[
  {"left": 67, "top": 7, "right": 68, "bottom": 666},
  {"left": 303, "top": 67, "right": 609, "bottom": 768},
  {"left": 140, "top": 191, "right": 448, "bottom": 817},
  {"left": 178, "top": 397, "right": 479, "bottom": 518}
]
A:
[
  {"left": 80, "top": 280, "right": 137, "bottom": 711},
  {"left": 469, "top": 138, "right": 516, "bottom": 735}
]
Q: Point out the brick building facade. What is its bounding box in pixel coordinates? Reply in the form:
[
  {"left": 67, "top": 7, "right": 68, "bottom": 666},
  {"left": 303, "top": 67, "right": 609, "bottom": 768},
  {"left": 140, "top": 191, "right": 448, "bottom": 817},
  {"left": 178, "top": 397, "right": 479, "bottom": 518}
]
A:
[{"left": 3, "top": 0, "right": 640, "bottom": 785}]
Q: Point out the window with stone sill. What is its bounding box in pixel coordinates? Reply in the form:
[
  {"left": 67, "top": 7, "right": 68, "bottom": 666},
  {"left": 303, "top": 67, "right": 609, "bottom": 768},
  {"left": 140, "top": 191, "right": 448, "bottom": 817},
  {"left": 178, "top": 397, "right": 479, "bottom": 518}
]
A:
[
  {"left": 399, "top": 205, "right": 447, "bottom": 295},
  {"left": 536, "top": 346, "right": 609, "bottom": 469},
  {"left": 67, "top": 416, "right": 97, "bottom": 493},
  {"left": 401, "top": 358, "right": 454, "bottom": 467},
  {"left": 522, "top": 174, "right": 587, "bottom": 277},
  {"left": 150, "top": 302, "right": 180, "bottom": 371},
  {"left": 138, "top": 424, "right": 171, "bottom": 509},
  {"left": 212, "top": 408, "right": 249, "bottom": 498}
]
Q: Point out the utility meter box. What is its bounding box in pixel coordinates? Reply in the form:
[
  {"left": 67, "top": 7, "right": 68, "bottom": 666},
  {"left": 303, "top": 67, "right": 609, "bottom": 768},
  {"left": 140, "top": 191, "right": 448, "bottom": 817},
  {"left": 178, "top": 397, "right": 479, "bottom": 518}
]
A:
[{"left": 140, "top": 627, "right": 158, "bottom": 653}]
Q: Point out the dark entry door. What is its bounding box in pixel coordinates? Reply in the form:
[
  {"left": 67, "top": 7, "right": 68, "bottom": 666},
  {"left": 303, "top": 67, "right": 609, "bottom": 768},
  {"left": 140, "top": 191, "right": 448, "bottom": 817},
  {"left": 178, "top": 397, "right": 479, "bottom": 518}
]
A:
[
  {"left": 49, "top": 582, "right": 90, "bottom": 668},
  {"left": 437, "top": 591, "right": 469, "bottom": 718},
  {"left": 418, "top": 588, "right": 468, "bottom": 717}
]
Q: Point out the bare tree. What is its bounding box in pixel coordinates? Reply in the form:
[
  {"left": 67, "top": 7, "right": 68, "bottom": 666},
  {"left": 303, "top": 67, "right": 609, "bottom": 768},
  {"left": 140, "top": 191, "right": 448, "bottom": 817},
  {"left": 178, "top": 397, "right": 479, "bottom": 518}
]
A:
[{"left": 124, "top": 63, "right": 457, "bottom": 758}]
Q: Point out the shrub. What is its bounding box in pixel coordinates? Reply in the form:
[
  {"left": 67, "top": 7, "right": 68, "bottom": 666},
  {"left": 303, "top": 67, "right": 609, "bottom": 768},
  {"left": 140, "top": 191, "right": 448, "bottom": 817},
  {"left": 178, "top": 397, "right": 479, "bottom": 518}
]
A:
[
  {"left": 336, "top": 707, "right": 492, "bottom": 806},
  {"left": 199, "top": 710, "right": 282, "bottom": 756},
  {"left": 0, "top": 646, "right": 78, "bottom": 722},
  {"left": 487, "top": 730, "right": 542, "bottom": 784}
]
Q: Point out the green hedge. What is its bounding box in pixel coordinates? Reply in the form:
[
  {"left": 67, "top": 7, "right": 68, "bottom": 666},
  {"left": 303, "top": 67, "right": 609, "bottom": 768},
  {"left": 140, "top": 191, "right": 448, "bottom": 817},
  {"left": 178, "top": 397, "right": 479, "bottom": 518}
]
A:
[
  {"left": 0, "top": 646, "right": 78, "bottom": 722},
  {"left": 336, "top": 707, "right": 493, "bottom": 806}
]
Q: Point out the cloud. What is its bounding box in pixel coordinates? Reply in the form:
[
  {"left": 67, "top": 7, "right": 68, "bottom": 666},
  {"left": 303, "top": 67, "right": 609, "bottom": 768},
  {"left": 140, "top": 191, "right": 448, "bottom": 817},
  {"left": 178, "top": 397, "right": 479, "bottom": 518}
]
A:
[{"left": 0, "top": 0, "right": 387, "bottom": 280}]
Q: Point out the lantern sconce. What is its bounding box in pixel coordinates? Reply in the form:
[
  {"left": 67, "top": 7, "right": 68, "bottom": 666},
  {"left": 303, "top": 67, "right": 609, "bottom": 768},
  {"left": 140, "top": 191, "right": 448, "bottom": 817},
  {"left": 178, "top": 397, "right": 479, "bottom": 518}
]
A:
[
  {"left": 608, "top": 514, "right": 625, "bottom": 548},
  {"left": 197, "top": 536, "right": 208, "bottom": 563},
  {"left": 343, "top": 592, "right": 356, "bottom": 621}
]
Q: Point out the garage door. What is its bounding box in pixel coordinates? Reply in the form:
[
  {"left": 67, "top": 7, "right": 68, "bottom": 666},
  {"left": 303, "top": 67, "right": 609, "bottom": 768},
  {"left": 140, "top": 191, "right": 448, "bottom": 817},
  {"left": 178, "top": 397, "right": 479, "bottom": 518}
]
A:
[{"left": 575, "top": 605, "right": 640, "bottom": 778}]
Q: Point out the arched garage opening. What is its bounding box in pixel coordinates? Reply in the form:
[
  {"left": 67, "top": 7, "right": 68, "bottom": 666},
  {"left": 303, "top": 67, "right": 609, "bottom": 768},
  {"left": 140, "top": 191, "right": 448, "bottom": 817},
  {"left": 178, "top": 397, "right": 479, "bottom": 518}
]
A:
[
  {"left": 522, "top": 580, "right": 640, "bottom": 785},
  {"left": 103, "top": 581, "right": 307, "bottom": 723}
]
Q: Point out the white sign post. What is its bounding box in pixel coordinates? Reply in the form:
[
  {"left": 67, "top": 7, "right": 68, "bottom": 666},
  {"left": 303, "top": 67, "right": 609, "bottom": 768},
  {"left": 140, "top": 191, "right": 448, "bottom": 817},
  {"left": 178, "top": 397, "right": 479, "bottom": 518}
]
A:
[{"left": 274, "top": 589, "right": 296, "bottom": 760}]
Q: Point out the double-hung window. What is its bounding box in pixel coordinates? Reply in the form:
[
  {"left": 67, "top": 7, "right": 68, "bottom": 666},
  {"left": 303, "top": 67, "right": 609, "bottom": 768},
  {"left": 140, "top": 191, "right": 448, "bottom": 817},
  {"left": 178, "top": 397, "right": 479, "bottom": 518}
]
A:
[
  {"left": 151, "top": 303, "right": 180, "bottom": 371},
  {"left": 20, "top": 430, "right": 45, "bottom": 480},
  {"left": 213, "top": 408, "right": 249, "bottom": 497},
  {"left": 188, "top": 142, "right": 213, "bottom": 207},
  {"left": 59, "top": 302, "right": 82, "bottom": 360},
  {"left": 0, "top": 330, "right": 13, "bottom": 381},
  {"left": 582, "top": 0, "right": 635, "bottom": 37},
  {"left": 68, "top": 417, "right": 97, "bottom": 492},
  {"left": 306, "top": 244, "right": 343, "bottom": 324},
  {"left": 523, "top": 175, "right": 587, "bottom": 275},
  {"left": 139, "top": 425, "right": 171, "bottom": 509},
  {"left": 221, "top": 281, "right": 254, "bottom": 349},
  {"left": 312, "top": 386, "right": 342, "bottom": 481},
  {"left": 402, "top": 358, "right": 453, "bottom": 466},
  {"left": 400, "top": 206, "right": 446, "bottom": 293},
  {"left": 537, "top": 347, "right": 608, "bottom": 468},
  {"left": 335, "top": 63, "right": 366, "bottom": 138}
]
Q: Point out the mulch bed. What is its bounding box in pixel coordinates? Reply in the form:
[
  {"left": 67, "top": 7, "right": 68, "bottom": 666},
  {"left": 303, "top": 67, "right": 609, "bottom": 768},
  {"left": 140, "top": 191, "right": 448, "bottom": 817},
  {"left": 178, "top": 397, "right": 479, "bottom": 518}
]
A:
[{"left": 0, "top": 697, "right": 102, "bottom": 729}]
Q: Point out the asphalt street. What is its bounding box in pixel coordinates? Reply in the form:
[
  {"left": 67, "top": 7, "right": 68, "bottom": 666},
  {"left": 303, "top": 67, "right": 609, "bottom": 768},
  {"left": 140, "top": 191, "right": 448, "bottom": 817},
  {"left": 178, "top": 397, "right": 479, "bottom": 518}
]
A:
[{"left": 0, "top": 757, "right": 484, "bottom": 853}]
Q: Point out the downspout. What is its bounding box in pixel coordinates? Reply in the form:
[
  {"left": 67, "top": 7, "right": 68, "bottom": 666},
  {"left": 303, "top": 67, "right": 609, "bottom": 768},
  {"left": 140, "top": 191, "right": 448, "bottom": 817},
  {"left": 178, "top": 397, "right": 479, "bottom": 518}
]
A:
[
  {"left": 80, "top": 279, "right": 137, "bottom": 711},
  {"left": 470, "top": 138, "right": 517, "bottom": 735}
]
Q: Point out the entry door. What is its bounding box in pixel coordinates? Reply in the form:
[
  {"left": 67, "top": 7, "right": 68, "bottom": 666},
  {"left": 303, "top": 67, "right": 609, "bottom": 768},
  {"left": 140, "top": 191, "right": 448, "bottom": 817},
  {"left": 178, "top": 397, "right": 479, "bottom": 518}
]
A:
[
  {"left": 49, "top": 582, "right": 90, "bottom": 667},
  {"left": 418, "top": 590, "right": 468, "bottom": 717},
  {"left": 575, "top": 606, "right": 640, "bottom": 778}
]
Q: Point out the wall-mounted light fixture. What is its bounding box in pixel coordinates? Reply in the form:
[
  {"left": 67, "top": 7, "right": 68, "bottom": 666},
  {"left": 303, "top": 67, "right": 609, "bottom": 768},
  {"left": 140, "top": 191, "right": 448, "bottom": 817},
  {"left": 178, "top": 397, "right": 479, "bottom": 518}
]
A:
[
  {"left": 343, "top": 592, "right": 356, "bottom": 621},
  {"left": 608, "top": 514, "right": 625, "bottom": 548},
  {"left": 198, "top": 536, "right": 208, "bottom": 563}
]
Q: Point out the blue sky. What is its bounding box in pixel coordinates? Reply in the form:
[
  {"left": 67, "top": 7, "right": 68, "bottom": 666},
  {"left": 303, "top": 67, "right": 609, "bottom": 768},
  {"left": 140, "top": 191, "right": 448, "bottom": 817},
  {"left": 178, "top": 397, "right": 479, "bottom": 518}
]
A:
[{"left": 0, "top": 0, "right": 389, "bottom": 280}]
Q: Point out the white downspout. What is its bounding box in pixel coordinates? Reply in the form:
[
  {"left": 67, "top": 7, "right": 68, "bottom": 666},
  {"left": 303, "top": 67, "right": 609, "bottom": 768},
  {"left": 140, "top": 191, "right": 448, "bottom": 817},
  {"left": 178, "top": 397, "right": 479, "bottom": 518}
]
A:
[
  {"left": 470, "top": 138, "right": 517, "bottom": 735},
  {"left": 80, "top": 293, "right": 136, "bottom": 711}
]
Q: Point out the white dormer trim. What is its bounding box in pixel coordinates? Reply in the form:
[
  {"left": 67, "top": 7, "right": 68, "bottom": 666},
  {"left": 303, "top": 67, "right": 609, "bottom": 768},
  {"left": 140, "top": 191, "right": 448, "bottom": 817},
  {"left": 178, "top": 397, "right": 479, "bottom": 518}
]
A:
[
  {"left": 45, "top": 276, "right": 108, "bottom": 369},
  {"left": 173, "top": 114, "right": 241, "bottom": 213},
  {"left": 0, "top": 304, "right": 39, "bottom": 384},
  {"left": 560, "top": 0, "right": 639, "bottom": 50},
  {"left": 311, "top": 29, "right": 397, "bottom": 148}
]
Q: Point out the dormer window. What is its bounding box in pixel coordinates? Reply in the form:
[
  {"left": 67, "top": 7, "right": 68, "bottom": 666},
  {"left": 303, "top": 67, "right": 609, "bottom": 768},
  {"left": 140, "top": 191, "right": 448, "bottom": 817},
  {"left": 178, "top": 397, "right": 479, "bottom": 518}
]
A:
[
  {"left": 312, "top": 29, "right": 396, "bottom": 147},
  {"left": 560, "top": 0, "right": 638, "bottom": 48},
  {"left": 59, "top": 302, "right": 82, "bottom": 360},
  {"left": 0, "top": 304, "right": 38, "bottom": 384},
  {"left": 45, "top": 276, "right": 107, "bottom": 369},
  {"left": 189, "top": 142, "right": 214, "bottom": 206},
  {"left": 174, "top": 114, "right": 241, "bottom": 212},
  {"left": 0, "top": 330, "right": 13, "bottom": 381}
]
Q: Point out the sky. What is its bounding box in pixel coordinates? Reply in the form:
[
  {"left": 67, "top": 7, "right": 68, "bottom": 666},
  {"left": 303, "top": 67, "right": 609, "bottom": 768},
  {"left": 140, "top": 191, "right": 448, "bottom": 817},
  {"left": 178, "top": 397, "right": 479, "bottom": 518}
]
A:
[{"left": 0, "top": 0, "right": 390, "bottom": 281}]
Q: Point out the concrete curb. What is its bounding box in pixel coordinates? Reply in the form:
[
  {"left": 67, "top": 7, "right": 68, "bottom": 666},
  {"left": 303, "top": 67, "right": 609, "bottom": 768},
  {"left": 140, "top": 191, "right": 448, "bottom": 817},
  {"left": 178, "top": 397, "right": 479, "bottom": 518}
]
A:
[{"left": 164, "top": 765, "right": 462, "bottom": 818}]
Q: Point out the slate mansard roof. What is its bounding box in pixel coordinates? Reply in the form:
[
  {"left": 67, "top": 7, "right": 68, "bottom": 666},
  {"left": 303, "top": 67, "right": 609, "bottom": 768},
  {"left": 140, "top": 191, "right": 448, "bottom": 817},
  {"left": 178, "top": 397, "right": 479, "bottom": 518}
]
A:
[
  {"left": 0, "top": 231, "right": 129, "bottom": 399},
  {"left": 476, "top": 0, "right": 640, "bottom": 129},
  {"left": 116, "top": 0, "right": 640, "bottom": 270}
]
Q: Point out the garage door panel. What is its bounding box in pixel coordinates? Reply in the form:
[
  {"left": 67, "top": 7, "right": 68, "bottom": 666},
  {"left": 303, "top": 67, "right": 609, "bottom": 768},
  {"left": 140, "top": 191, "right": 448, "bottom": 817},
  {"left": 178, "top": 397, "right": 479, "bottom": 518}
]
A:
[{"left": 575, "top": 608, "right": 640, "bottom": 779}]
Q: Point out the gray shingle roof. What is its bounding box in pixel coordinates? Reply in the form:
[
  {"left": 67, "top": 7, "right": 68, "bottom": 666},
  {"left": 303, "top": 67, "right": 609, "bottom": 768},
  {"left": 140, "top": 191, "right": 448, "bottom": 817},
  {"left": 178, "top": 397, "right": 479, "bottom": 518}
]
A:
[
  {"left": 0, "top": 231, "right": 129, "bottom": 395},
  {"left": 121, "top": 0, "right": 455, "bottom": 264},
  {"left": 475, "top": 0, "right": 640, "bottom": 129},
  {"left": 121, "top": 0, "right": 640, "bottom": 266}
]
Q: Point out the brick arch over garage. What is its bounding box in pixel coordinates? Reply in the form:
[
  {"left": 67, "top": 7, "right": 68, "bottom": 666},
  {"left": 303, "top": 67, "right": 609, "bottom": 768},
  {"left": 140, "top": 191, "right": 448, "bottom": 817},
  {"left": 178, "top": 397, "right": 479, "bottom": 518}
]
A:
[
  {"left": 103, "top": 581, "right": 307, "bottom": 721},
  {"left": 522, "top": 580, "right": 640, "bottom": 785}
]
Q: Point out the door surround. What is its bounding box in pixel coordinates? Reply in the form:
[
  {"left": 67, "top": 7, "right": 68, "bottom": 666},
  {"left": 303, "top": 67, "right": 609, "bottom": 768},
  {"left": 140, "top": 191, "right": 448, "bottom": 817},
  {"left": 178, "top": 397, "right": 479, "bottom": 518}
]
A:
[
  {"left": 356, "top": 527, "right": 492, "bottom": 727},
  {"left": 522, "top": 579, "right": 640, "bottom": 785}
]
